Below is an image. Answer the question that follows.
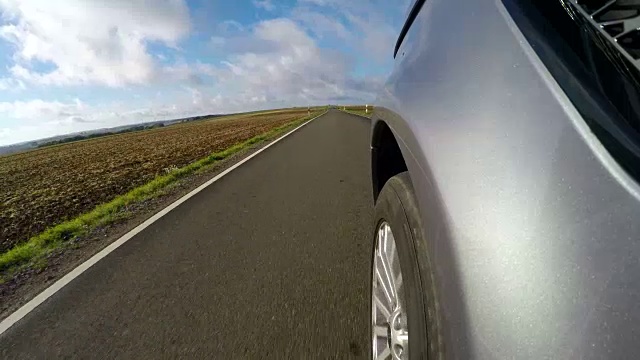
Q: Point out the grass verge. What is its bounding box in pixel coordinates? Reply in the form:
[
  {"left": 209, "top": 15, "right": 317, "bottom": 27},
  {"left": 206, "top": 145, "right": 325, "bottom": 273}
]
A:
[
  {"left": 342, "top": 109, "right": 372, "bottom": 118},
  {"left": 0, "top": 111, "right": 324, "bottom": 277}
]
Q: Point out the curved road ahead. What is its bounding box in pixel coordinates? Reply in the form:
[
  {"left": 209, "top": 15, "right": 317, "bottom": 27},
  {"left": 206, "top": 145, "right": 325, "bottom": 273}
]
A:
[{"left": 1, "top": 110, "right": 373, "bottom": 359}]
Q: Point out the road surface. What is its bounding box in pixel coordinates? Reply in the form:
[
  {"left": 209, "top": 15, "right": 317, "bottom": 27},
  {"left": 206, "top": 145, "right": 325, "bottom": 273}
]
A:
[{"left": 0, "top": 110, "right": 373, "bottom": 359}]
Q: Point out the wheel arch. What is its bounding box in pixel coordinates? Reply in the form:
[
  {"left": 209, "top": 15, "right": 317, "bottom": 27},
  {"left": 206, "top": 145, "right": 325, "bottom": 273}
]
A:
[
  {"left": 370, "top": 108, "right": 474, "bottom": 358},
  {"left": 371, "top": 119, "right": 408, "bottom": 202}
]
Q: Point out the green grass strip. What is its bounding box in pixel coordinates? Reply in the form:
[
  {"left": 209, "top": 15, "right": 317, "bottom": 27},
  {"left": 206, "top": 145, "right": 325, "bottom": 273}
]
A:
[
  {"left": 341, "top": 109, "right": 372, "bottom": 118},
  {"left": 0, "top": 111, "right": 324, "bottom": 273}
]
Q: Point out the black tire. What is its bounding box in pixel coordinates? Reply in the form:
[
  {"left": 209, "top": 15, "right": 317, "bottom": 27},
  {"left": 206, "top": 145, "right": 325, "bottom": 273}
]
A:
[{"left": 371, "top": 172, "right": 443, "bottom": 359}]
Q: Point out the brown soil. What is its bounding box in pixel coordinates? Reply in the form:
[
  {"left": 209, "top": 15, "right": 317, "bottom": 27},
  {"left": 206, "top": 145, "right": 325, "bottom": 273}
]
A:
[{"left": 0, "top": 109, "right": 312, "bottom": 252}]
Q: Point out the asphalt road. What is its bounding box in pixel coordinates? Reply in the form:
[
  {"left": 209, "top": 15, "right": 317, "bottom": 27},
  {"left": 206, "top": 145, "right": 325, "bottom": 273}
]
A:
[{"left": 0, "top": 110, "right": 373, "bottom": 359}]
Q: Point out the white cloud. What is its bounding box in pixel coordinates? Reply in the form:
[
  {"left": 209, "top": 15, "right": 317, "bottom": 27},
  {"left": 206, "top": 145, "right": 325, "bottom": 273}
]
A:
[
  {"left": 0, "top": 98, "right": 86, "bottom": 122},
  {"left": 161, "top": 61, "right": 217, "bottom": 86},
  {"left": 213, "top": 18, "right": 379, "bottom": 106},
  {"left": 0, "top": 98, "right": 92, "bottom": 144},
  {"left": 0, "top": 96, "right": 198, "bottom": 145},
  {"left": 295, "top": 0, "right": 401, "bottom": 62},
  {"left": 0, "top": 0, "right": 402, "bottom": 145},
  {"left": 253, "top": 0, "right": 275, "bottom": 11},
  {"left": 219, "top": 20, "right": 245, "bottom": 32},
  {"left": 0, "top": 76, "right": 24, "bottom": 90},
  {"left": 345, "top": 13, "right": 396, "bottom": 60},
  {"left": 0, "top": 0, "right": 191, "bottom": 87},
  {"left": 210, "top": 36, "right": 226, "bottom": 47},
  {"left": 292, "top": 8, "right": 351, "bottom": 41}
]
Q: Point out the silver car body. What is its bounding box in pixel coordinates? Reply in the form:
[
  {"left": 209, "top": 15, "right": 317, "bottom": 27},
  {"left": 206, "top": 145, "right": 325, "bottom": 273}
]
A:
[{"left": 373, "top": 0, "right": 640, "bottom": 357}]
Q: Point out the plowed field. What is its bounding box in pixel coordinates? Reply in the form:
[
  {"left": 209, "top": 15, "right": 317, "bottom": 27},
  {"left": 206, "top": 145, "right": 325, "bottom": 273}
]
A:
[{"left": 0, "top": 109, "right": 318, "bottom": 252}]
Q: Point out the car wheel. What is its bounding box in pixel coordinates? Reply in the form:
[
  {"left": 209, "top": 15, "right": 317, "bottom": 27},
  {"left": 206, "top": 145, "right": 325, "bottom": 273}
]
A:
[{"left": 371, "top": 172, "right": 441, "bottom": 360}]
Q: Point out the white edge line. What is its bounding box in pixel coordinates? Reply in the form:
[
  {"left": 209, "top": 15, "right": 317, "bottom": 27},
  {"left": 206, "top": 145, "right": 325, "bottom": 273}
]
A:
[{"left": 0, "top": 111, "right": 327, "bottom": 336}]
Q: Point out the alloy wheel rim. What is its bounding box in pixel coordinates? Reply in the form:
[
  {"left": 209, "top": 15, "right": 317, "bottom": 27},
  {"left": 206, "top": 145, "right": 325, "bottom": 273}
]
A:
[{"left": 372, "top": 221, "right": 408, "bottom": 360}]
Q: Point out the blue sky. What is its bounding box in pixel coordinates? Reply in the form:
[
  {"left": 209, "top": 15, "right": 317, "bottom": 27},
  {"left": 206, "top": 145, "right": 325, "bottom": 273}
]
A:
[{"left": 0, "top": 0, "right": 406, "bottom": 145}]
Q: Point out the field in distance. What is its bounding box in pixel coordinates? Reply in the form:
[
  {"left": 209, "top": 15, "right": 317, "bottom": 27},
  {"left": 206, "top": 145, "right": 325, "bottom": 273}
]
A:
[
  {"left": 0, "top": 108, "right": 323, "bottom": 255},
  {"left": 340, "top": 105, "right": 373, "bottom": 118}
]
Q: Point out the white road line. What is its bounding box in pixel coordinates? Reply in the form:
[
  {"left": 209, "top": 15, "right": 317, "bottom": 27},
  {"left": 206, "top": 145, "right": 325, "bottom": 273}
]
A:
[{"left": 0, "top": 111, "right": 327, "bottom": 336}]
